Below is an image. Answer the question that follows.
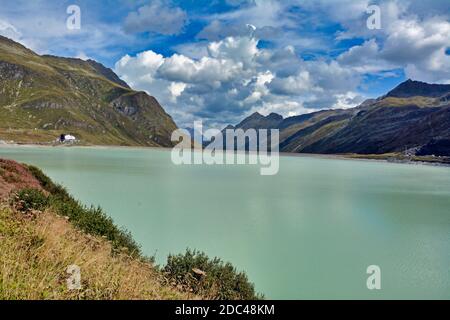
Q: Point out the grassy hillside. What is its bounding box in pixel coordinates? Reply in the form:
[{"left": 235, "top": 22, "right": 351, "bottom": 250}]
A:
[
  {"left": 0, "top": 159, "right": 260, "bottom": 300},
  {"left": 0, "top": 204, "right": 192, "bottom": 300},
  {"left": 0, "top": 36, "right": 177, "bottom": 147}
]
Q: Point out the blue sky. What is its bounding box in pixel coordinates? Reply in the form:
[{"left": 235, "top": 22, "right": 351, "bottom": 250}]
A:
[{"left": 0, "top": 0, "right": 449, "bottom": 128}]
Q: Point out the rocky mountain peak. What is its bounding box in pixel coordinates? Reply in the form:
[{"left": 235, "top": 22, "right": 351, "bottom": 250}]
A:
[
  {"left": 86, "top": 59, "right": 130, "bottom": 89},
  {"left": 386, "top": 79, "right": 450, "bottom": 98},
  {"left": 266, "top": 113, "right": 283, "bottom": 121}
]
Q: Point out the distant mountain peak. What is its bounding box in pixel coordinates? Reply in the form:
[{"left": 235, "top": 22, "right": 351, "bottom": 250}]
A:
[
  {"left": 247, "top": 112, "right": 264, "bottom": 119},
  {"left": 233, "top": 111, "right": 284, "bottom": 130},
  {"left": 266, "top": 112, "right": 283, "bottom": 121},
  {"left": 386, "top": 79, "right": 450, "bottom": 98},
  {"left": 246, "top": 112, "right": 283, "bottom": 121}
]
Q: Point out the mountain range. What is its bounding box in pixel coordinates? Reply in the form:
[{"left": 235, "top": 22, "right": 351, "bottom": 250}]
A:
[
  {"left": 1, "top": 35, "right": 449, "bottom": 157},
  {"left": 223, "top": 80, "right": 450, "bottom": 157},
  {"left": 0, "top": 36, "right": 177, "bottom": 147}
]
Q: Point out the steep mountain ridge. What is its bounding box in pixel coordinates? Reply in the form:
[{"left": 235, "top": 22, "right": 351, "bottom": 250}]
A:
[
  {"left": 226, "top": 80, "right": 450, "bottom": 156},
  {"left": 385, "top": 79, "right": 450, "bottom": 98},
  {"left": 0, "top": 36, "right": 177, "bottom": 147},
  {"left": 226, "top": 112, "right": 284, "bottom": 131}
]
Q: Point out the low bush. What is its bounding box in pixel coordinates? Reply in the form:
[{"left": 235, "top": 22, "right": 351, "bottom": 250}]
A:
[
  {"left": 26, "top": 165, "right": 71, "bottom": 201},
  {"left": 164, "top": 249, "right": 262, "bottom": 300},
  {"left": 14, "top": 188, "right": 49, "bottom": 212}
]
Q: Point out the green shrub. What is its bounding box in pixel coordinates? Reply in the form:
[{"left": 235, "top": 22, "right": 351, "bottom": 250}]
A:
[
  {"left": 26, "top": 165, "right": 141, "bottom": 257},
  {"left": 14, "top": 188, "right": 49, "bottom": 212},
  {"left": 27, "top": 165, "right": 71, "bottom": 201},
  {"left": 51, "top": 199, "right": 140, "bottom": 256},
  {"left": 164, "top": 249, "right": 262, "bottom": 300}
]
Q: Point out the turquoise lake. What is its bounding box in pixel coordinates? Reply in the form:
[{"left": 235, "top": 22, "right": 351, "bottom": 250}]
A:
[{"left": 0, "top": 146, "right": 449, "bottom": 299}]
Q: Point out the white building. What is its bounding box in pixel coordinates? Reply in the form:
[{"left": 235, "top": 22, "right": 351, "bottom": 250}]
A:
[{"left": 60, "top": 134, "right": 77, "bottom": 143}]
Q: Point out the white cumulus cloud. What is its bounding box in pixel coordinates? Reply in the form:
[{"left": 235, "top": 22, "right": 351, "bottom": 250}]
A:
[{"left": 115, "top": 35, "right": 363, "bottom": 129}]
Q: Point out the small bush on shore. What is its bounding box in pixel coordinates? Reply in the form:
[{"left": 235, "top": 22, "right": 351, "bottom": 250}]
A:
[
  {"left": 164, "top": 249, "right": 262, "bottom": 300},
  {"left": 14, "top": 188, "right": 49, "bottom": 212}
]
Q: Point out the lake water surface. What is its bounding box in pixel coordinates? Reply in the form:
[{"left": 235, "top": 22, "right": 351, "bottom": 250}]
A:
[{"left": 1, "top": 146, "right": 449, "bottom": 299}]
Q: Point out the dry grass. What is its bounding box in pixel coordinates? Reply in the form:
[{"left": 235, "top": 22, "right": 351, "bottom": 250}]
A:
[{"left": 0, "top": 204, "right": 197, "bottom": 300}]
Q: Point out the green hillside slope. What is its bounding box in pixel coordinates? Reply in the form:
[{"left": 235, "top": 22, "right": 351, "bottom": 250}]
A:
[{"left": 0, "top": 36, "right": 177, "bottom": 147}]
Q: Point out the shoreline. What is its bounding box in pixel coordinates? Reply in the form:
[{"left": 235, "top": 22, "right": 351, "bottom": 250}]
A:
[
  {"left": 1, "top": 142, "right": 449, "bottom": 168},
  {"left": 281, "top": 151, "right": 450, "bottom": 168}
]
